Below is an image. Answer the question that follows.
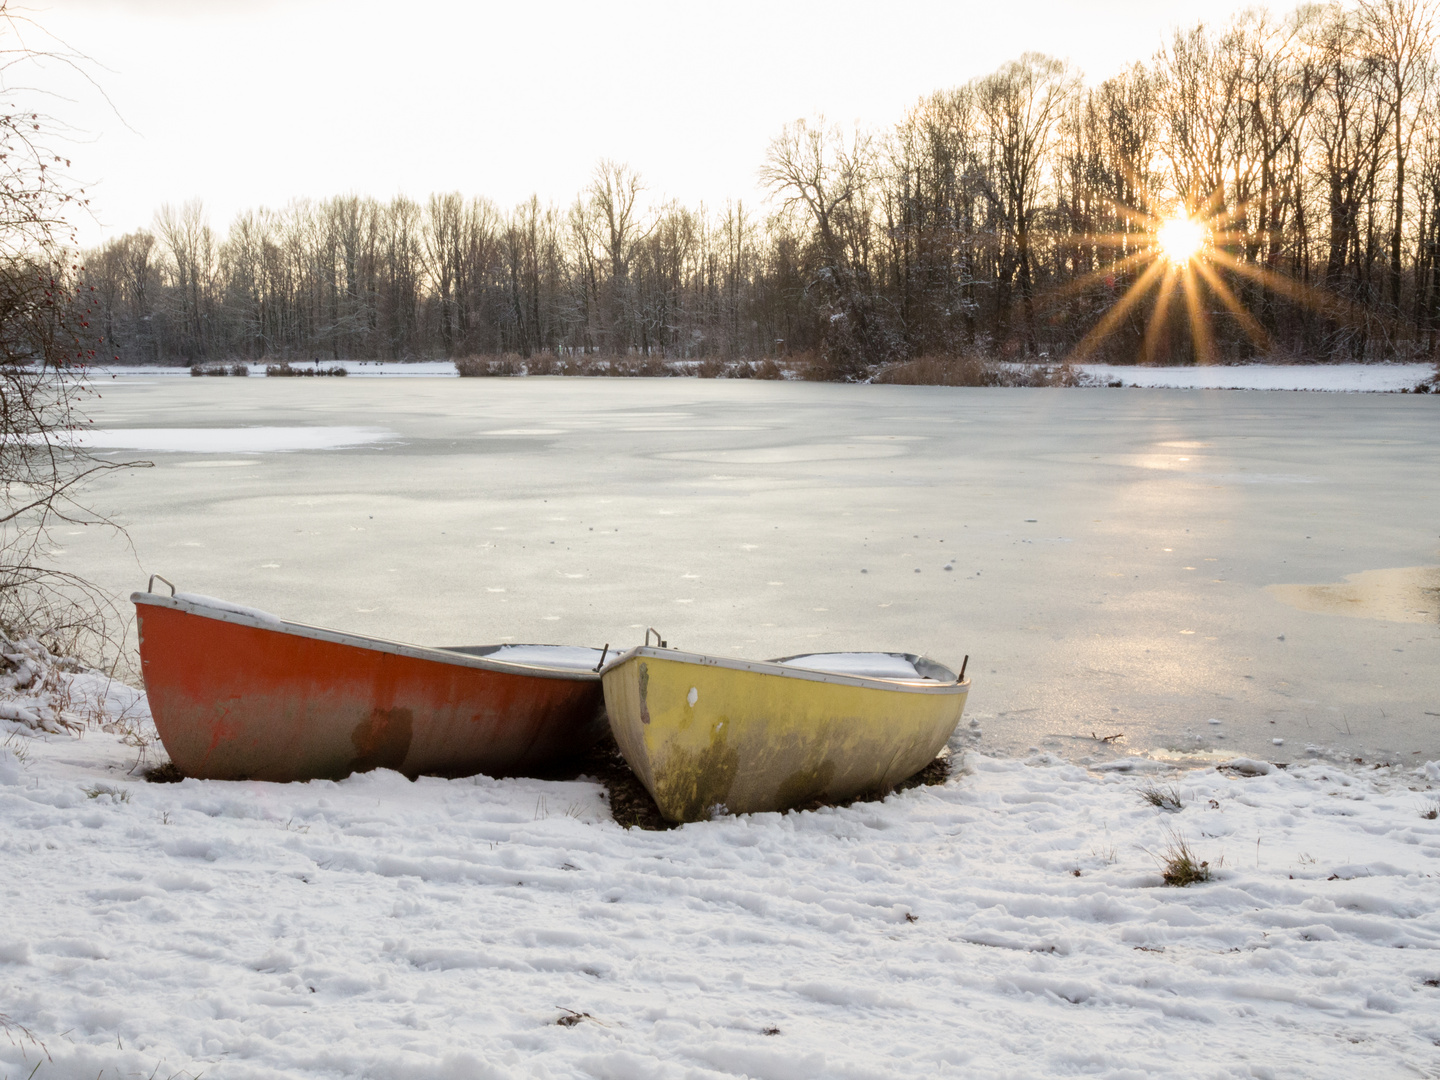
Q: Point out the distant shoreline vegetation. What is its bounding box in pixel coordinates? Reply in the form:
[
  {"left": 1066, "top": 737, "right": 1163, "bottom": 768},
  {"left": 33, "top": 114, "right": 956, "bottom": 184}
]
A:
[
  {"left": 81, "top": 0, "right": 1440, "bottom": 379},
  {"left": 449, "top": 353, "right": 1083, "bottom": 387}
]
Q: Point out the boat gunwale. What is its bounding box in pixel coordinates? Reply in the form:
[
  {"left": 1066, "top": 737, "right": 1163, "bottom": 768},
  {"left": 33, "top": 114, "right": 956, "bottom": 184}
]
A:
[
  {"left": 131, "top": 592, "right": 601, "bottom": 682},
  {"left": 598, "top": 645, "right": 970, "bottom": 695}
]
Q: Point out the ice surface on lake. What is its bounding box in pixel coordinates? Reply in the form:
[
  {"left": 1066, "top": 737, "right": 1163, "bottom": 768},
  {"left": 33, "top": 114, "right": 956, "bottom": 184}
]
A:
[
  {"left": 57, "top": 377, "right": 1440, "bottom": 760},
  {"left": 776, "top": 652, "right": 926, "bottom": 679},
  {"left": 72, "top": 426, "right": 397, "bottom": 453},
  {"left": 3, "top": 681, "right": 1438, "bottom": 1080}
]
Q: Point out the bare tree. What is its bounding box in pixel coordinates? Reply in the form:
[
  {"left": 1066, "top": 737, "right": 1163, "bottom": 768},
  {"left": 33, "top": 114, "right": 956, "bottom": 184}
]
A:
[
  {"left": 154, "top": 200, "right": 217, "bottom": 360},
  {"left": 762, "top": 117, "right": 888, "bottom": 375},
  {"left": 1357, "top": 0, "right": 1438, "bottom": 309},
  {"left": 1310, "top": 3, "right": 1390, "bottom": 353},
  {"left": 889, "top": 85, "right": 988, "bottom": 353},
  {"left": 579, "top": 160, "right": 647, "bottom": 354},
  {"left": 975, "top": 53, "right": 1078, "bottom": 351},
  {"left": 1415, "top": 79, "right": 1440, "bottom": 350}
]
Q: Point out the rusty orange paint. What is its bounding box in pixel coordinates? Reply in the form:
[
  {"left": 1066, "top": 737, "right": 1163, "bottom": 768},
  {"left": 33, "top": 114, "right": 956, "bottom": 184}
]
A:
[{"left": 136, "top": 599, "right": 605, "bottom": 782}]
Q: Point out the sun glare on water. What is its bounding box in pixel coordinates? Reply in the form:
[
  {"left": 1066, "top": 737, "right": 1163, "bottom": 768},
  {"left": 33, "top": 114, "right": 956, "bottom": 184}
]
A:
[{"left": 1157, "top": 216, "right": 1204, "bottom": 265}]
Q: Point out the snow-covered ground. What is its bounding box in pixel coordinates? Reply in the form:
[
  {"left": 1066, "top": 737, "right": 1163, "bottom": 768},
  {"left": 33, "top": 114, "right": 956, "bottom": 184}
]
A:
[
  {"left": 4, "top": 673, "right": 1439, "bottom": 1079},
  {"left": 1074, "top": 362, "right": 1436, "bottom": 393}
]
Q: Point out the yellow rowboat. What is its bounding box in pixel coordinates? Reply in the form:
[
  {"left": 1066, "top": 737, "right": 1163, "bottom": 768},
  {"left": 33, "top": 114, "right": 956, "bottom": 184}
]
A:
[{"left": 601, "top": 645, "right": 970, "bottom": 823}]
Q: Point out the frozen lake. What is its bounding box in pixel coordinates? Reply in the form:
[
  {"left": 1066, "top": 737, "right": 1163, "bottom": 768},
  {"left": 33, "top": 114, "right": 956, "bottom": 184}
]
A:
[{"left": 66, "top": 375, "right": 1440, "bottom": 765}]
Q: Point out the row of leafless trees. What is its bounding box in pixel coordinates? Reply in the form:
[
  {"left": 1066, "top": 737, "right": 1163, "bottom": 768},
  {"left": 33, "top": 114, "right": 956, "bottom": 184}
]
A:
[{"left": 83, "top": 0, "right": 1440, "bottom": 373}]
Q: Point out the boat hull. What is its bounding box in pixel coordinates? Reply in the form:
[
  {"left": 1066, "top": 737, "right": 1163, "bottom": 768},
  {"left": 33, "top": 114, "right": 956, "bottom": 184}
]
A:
[
  {"left": 135, "top": 594, "right": 606, "bottom": 782},
  {"left": 602, "top": 648, "right": 968, "bottom": 822}
]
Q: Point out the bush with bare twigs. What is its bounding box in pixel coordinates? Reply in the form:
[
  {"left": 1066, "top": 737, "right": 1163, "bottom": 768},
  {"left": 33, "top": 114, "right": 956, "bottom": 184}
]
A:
[{"left": 0, "top": 2, "right": 149, "bottom": 666}]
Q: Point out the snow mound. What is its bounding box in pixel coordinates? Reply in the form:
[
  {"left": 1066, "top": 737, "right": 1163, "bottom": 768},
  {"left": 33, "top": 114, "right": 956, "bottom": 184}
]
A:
[
  {"left": 444, "top": 644, "right": 608, "bottom": 671},
  {"left": 173, "top": 592, "right": 285, "bottom": 627},
  {"left": 774, "top": 652, "right": 926, "bottom": 679}
]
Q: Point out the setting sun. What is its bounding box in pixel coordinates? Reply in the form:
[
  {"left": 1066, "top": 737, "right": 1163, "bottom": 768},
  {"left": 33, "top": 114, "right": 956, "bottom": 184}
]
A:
[{"left": 1157, "top": 216, "right": 1205, "bottom": 265}]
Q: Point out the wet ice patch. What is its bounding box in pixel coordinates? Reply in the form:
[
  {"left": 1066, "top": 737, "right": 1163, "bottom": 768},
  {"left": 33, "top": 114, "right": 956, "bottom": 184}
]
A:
[{"left": 1267, "top": 566, "right": 1440, "bottom": 624}]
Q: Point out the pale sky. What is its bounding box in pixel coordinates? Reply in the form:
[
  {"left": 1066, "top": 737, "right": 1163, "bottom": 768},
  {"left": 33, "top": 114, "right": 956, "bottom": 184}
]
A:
[{"left": 24, "top": 0, "right": 1269, "bottom": 249}]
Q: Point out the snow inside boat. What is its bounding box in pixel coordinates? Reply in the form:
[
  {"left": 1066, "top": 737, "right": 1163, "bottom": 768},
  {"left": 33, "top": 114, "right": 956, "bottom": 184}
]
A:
[
  {"left": 133, "top": 587, "right": 608, "bottom": 782},
  {"left": 600, "top": 645, "right": 969, "bottom": 822}
]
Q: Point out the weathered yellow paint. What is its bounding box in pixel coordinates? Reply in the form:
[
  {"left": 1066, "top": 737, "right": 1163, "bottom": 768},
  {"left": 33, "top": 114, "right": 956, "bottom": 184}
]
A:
[{"left": 603, "top": 649, "right": 969, "bottom": 823}]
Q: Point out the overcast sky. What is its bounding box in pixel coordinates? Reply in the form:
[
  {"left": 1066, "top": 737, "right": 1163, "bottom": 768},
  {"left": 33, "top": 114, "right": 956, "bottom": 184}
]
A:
[{"left": 26, "top": 0, "right": 1268, "bottom": 248}]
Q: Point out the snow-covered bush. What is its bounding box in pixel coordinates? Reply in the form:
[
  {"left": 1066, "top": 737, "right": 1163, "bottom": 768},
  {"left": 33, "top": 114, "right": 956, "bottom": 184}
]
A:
[{"left": 0, "top": 633, "right": 84, "bottom": 732}]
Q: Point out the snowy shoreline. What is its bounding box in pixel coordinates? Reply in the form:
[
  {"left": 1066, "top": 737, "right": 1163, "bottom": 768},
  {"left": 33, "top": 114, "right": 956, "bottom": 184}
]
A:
[
  {"left": 1073, "top": 361, "right": 1437, "bottom": 393},
  {"left": 90, "top": 360, "right": 1440, "bottom": 393},
  {"left": 3, "top": 671, "right": 1438, "bottom": 1080}
]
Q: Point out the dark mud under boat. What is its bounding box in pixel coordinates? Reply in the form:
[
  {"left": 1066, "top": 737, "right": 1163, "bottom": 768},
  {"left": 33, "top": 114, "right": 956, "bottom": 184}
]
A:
[{"left": 134, "top": 584, "right": 608, "bottom": 782}]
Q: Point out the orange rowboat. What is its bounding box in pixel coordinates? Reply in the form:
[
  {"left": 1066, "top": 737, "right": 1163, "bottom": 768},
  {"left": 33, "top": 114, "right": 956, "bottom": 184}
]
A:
[{"left": 133, "top": 585, "right": 608, "bottom": 782}]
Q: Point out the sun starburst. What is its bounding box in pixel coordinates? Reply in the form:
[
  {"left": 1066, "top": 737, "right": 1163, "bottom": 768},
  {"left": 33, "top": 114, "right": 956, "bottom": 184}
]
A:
[
  {"left": 1063, "top": 196, "right": 1351, "bottom": 366},
  {"left": 1156, "top": 216, "right": 1204, "bottom": 265}
]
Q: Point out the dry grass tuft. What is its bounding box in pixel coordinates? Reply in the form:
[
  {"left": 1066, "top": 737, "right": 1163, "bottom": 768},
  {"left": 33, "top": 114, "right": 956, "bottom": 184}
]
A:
[
  {"left": 697, "top": 357, "right": 785, "bottom": 379},
  {"left": 143, "top": 761, "right": 186, "bottom": 784},
  {"left": 1139, "top": 781, "right": 1184, "bottom": 812},
  {"left": 457, "top": 352, "right": 787, "bottom": 379},
  {"left": 605, "top": 357, "right": 681, "bottom": 377},
  {"left": 0, "top": 1011, "right": 49, "bottom": 1064},
  {"left": 873, "top": 354, "right": 1080, "bottom": 387},
  {"left": 266, "top": 362, "right": 347, "bottom": 377},
  {"left": 1159, "top": 833, "right": 1211, "bottom": 887},
  {"left": 455, "top": 354, "right": 523, "bottom": 376}
]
